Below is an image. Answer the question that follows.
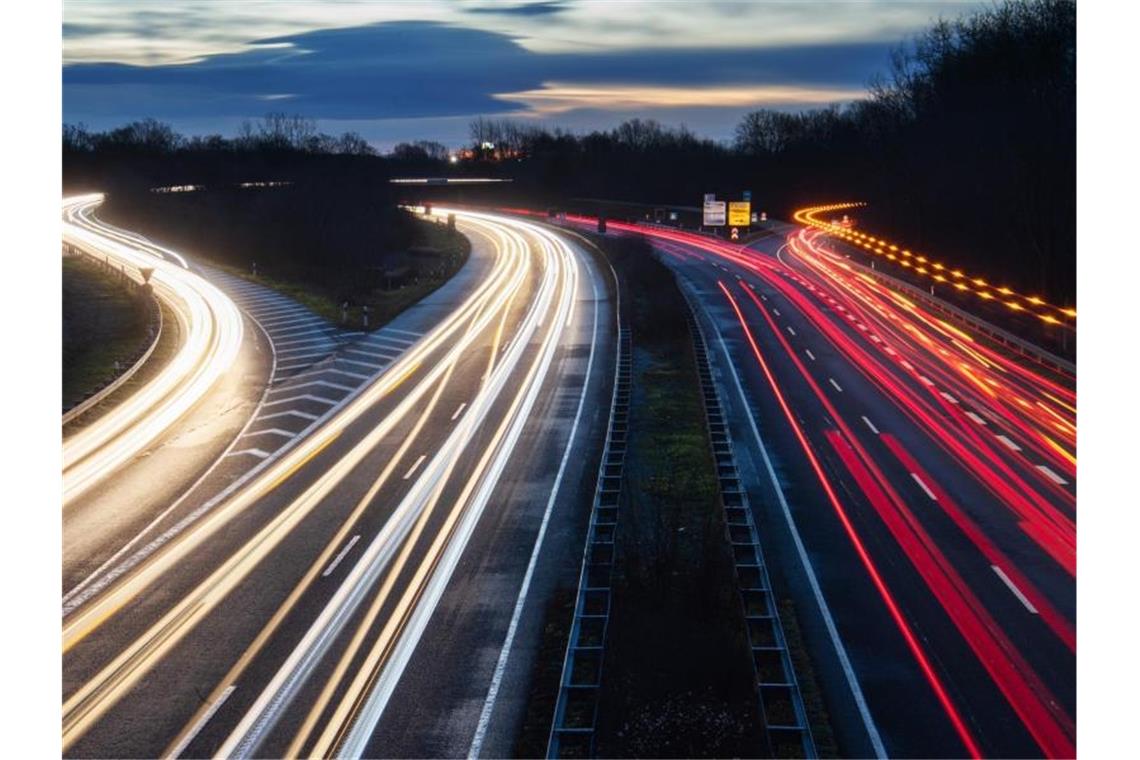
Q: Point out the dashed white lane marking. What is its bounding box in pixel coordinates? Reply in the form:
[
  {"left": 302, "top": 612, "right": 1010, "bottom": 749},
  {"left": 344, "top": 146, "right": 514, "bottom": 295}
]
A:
[
  {"left": 256, "top": 409, "right": 319, "bottom": 422},
  {"left": 862, "top": 416, "right": 880, "bottom": 435},
  {"left": 403, "top": 454, "right": 427, "bottom": 480},
  {"left": 760, "top": 294, "right": 767, "bottom": 300},
  {"left": 773, "top": 308, "right": 781, "bottom": 316},
  {"left": 870, "top": 335, "right": 882, "bottom": 343},
  {"left": 996, "top": 434, "right": 1022, "bottom": 452},
  {"left": 1036, "top": 464, "right": 1069, "bottom": 485},
  {"left": 940, "top": 392, "right": 959, "bottom": 404},
  {"left": 884, "top": 346, "right": 897, "bottom": 356},
  {"left": 451, "top": 402, "right": 467, "bottom": 421},
  {"left": 322, "top": 535, "right": 362, "bottom": 577},
  {"left": 829, "top": 378, "right": 843, "bottom": 393},
  {"left": 911, "top": 473, "right": 937, "bottom": 501},
  {"left": 965, "top": 411, "right": 988, "bottom": 425},
  {"left": 786, "top": 326, "right": 796, "bottom": 336},
  {"left": 992, "top": 565, "right": 1038, "bottom": 614},
  {"left": 167, "top": 684, "right": 236, "bottom": 759},
  {"left": 805, "top": 349, "right": 816, "bottom": 361},
  {"left": 227, "top": 448, "right": 270, "bottom": 459},
  {"left": 242, "top": 428, "right": 297, "bottom": 440},
  {"left": 919, "top": 376, "right": 935, "bottom": 386},
  {"left": 901, "top": 360, "right": 915, "bottom": 371}
]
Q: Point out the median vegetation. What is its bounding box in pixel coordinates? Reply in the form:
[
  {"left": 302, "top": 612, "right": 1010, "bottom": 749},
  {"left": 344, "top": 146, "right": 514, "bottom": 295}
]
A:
[{"left": 593, "top": 235, "right": 766, "bottom": 757}]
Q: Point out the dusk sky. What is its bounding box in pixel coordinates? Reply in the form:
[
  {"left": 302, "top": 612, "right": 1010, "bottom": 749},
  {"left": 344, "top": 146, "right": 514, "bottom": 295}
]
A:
[{"left": 63, "top": 1, "right": 982, "bottom": 149}]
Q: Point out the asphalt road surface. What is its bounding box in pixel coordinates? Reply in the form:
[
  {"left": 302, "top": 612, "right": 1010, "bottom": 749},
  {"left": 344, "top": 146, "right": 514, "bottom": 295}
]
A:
[
  {"left": 61, "top": 207, "right": 615, "bottom": 759},
  {"left": 535, "top": 212, "right": 1074, "bottom": 759}
]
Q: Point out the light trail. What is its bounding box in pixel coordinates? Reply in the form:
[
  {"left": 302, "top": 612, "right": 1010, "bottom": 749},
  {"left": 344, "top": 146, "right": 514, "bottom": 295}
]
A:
[
  {"left": 516, "top": 207, "right": 1075, "bottom": 757},
  {"left": 62, "top": 209, "right": 592, "bottom": 759},
  {"left": 218, "top": 213, "right": 581, "bottom": 760},
  {"left": 62, "top": 194, "right": 243, "bottom": 504},
  {"left": 792, "top": 202, "right": 1076, "bottom": 324}
]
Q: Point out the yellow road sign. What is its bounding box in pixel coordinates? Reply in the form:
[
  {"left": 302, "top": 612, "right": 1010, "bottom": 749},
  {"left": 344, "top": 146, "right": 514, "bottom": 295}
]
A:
[{"left": 729, "top": 201, "right": 751, "bottom": 227}]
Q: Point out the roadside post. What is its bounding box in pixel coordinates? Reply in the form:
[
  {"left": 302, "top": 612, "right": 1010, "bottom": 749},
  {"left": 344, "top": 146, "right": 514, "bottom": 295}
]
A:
[{"left": 362, "top": 305, "right": 370, "bottom": 329}]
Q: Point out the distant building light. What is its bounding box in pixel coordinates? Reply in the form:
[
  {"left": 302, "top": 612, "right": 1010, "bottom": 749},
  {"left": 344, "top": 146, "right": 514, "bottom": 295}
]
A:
[{"left": 448, "top": 154, "right": 459, "bottom": 164}]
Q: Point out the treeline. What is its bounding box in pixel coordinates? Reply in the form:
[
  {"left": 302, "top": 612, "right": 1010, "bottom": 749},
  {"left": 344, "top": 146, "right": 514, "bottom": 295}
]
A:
[
  {"left": 63, "top": 0, "right": 1074, "bottom": 301},
  {"left": 459, "top": 0, "right": 1075, "bottom": 302}
]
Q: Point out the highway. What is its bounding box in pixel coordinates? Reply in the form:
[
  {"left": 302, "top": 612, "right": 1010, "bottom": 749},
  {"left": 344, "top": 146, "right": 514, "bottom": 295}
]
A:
[
  {"left": 62, "top": 194, "right": 245, "bottom": 505},
  {"left": 540, "top": 213, "right": 1074, "bottom": 759},
  {"left": 61, "top": 208, "right": 615, "bottom": 758}
]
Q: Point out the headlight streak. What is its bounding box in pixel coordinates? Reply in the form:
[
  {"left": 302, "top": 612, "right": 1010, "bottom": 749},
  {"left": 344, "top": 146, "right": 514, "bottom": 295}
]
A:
[
  {"left": 62, "top": 210, "right": 587, "bottom": 759},
  {"left": 62, "top": 195, "right": 243, "bottom": 505},
  {"left": 217, "top": 214, "right": 580, "bottom": 760},
  {"left": 62, "top": 213, "right": 529, "bottom": 749}
]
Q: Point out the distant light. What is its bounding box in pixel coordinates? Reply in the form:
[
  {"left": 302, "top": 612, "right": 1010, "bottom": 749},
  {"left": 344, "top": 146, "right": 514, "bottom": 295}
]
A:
[{"left": 448, "top": 155, "right": 458, "bottom": 164}]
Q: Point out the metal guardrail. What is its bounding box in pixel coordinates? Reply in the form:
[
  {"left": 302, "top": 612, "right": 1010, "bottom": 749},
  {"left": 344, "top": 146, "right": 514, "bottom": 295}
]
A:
[
  {"left": 546, "top": 322, "right": 631, "bottom": 759},
  {"left": 684, "top": 293, "right": 817, "bottom": 759},
  {"left": 62, "top": 242, "right": 164, "bottom": 425}
]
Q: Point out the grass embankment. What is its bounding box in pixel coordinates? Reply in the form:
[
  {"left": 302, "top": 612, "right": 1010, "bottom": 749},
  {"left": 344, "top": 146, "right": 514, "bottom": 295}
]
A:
[
  {"left": 221, "top": 218, "right": 469, "bottom": 329},
  {"left": 62, "top": 256, "right": 154, "bottom": 411},
  {"left": 594, "top": 236, "right": 766, "bottom": 758},
  {"left": 101, "top": 187, "right": 469, "bottom": 332}
]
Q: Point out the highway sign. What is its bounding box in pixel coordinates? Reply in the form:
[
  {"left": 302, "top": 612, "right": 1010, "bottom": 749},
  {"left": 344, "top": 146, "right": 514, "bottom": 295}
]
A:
[
  {"left": 703, "top": 200, "right": 726, "bottom": 226},
  {"left": 729, "top": 201, "right": 751, "bottom": 227},
  {"left": 704, "top": 193, "right": 716, "bottom": 203}
]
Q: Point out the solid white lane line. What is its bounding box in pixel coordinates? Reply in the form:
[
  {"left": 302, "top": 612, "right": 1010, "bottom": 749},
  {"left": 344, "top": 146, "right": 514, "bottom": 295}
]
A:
[
  {"left": 469, "top": 258, "right": 601, "bottom": 759},
  {"left": 708, "top": 302, "right": 886, "bottom": 758},
  {"left": 402, "top": 454, "right": 427, "bottom": 480},
  {"left": 992, "top": 565, "right": 1038, "bottom": 614},
  {"left": 383, "top": 327, "right": 421, "bottom": 338},
  {"left": 996, "top": 434, "right": 1022, "bottom": 452},
  {"left": 786, "top": 326, "right": 796, "bottom": 336},
  {"left": 322, "top": 535, "right": 362, "bottom": 578},
  {"left": 242, "top": 428, "right": 297, "bottom": 440},
  {"left": 862, "top": 416, "right": 880, "bottom": 435},
  {"left": 262, "top": 394, "right": 338, "bottom": 407},
  {"left": 911, "top": 473, "right": 937, "bottom": 501},
  {"left": 1036, "top": 464, "right": 1069, "bottom": 485},
  {"left": 167, "top": 685, "right": 236, "bottom": 759},
  {"left": 256, "top": 410, "right": 319, "bottom": 422},
  {"left": 805, "top": 349, "right": 816, "bottom": 361},
  {"left": 965, "top": 411, "right": 988, "bottom": 425},
  {"left": 829, "top": 378, "right": 843, "bottom": 393},
  {"left": 451, "top": 402, "right": 467, "bottom": 421}
]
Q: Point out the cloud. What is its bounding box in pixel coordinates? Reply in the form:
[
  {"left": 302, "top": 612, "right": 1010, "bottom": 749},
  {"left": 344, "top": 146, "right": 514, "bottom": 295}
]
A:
[
  {"left": 495, "top": 82, "right": 867, "bottom": 115},
  {"left": 465, "top": 1, "right": 569, "bottom": 17},
  {"left": 63, "top": 19, "right": 890, "bottom": 141}
]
